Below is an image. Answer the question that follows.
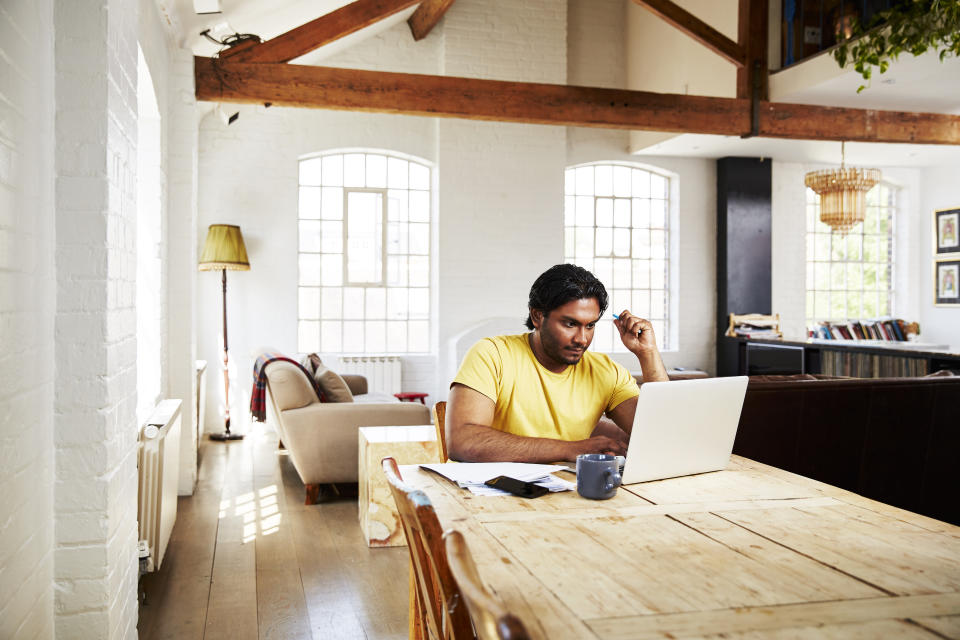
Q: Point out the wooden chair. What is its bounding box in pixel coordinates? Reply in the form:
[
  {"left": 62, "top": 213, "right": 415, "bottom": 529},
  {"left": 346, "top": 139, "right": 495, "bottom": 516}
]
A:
[
  {"left": 444, "top": 530, "right": 531, "bottom": 640},
  {"left": 432, "top": 401, "right": 448, "bottom": 462},
  {"left": 381, "top": 457, "right": 472, "bottom": 640}
]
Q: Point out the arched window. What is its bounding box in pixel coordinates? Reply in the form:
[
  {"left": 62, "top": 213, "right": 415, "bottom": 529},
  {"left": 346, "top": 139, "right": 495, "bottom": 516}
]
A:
[
  {"left": 297, "top": 150, "right": 433, "bottom": 354},
  {"left": 564, "top": 162, "right": 673, "bottom": 351},
  {"left": 805, "top": 181, "right": 897, "bottom": 325}
]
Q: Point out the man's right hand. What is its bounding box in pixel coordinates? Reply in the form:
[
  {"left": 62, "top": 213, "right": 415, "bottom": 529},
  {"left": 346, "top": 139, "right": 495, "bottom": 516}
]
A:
[{"left": 566, "top": 435, "right": 627, "bottom": 460}]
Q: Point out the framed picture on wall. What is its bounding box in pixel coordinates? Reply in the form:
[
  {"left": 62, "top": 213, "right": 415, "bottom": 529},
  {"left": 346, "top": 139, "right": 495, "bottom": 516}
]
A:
[
  {"left": 934, "top": 259, "right": 960, "bottom": 307},
  {"left": 935, "top": 207, "right": 960, "bottom": 257}
]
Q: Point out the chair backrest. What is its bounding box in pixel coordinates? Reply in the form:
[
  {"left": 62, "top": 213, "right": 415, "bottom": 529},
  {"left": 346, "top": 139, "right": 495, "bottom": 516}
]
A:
[
  {"left": 432, "top": 401, "right": 448, "bottom": 462},
  {"left": 381, "top": 457, "right": 473, "bottom": 640},
  {"left": 444, "top": 530, "right": 532, "bottom": 640}
]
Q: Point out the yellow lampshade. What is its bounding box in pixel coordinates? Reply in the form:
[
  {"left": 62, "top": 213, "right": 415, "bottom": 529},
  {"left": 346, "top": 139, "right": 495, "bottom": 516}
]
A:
[{"left": 198, "top": 224, "right": 250, "bottom": 271}]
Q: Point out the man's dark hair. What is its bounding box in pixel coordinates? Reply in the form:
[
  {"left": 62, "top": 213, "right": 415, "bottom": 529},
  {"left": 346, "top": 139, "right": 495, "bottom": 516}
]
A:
[{"left": 524, "top": 264, "right": 608, "bottom": 330}]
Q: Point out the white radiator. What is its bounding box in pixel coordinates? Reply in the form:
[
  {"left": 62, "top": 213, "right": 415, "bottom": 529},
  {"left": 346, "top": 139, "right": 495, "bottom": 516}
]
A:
[
  {"left": 138, "top": 399, "right": 182, "bottom": 572},
  {"left": 337, "top": 356, "right": 402, "bottom": 395}
]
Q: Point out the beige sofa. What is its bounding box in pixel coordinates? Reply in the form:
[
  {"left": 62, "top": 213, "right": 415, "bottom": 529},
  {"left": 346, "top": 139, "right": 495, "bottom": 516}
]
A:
[{"left": 262, "top": 359, "right": 430, "bottom": 503}]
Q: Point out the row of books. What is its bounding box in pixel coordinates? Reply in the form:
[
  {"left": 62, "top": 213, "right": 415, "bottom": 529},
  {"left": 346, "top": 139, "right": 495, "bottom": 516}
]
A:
[
  {"left": 819, "top": 350, "right": 929, "bottom": 378},
  {"left": 810, "top": 319, "right": 911, "bottom": 342}
]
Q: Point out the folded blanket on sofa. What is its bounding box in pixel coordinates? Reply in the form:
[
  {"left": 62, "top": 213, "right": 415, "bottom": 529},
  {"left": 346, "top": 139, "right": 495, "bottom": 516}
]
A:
[{"left": 250, "top": 352, "right": 324, "bottom": 422}]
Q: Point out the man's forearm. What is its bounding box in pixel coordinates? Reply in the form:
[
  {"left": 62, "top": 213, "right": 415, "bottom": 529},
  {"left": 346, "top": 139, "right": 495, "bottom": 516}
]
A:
[
  {"left": 636, "top": 349, "right": 669, "bottom": 382},
  {"left": 448, "top": 424, "right": 574, "bottom": 463}
]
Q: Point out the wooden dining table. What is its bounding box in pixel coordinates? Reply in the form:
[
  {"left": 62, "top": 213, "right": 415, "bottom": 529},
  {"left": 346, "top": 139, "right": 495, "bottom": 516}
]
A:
[{"left": 402, "top": 456, "right": 960, "bottom": 639}]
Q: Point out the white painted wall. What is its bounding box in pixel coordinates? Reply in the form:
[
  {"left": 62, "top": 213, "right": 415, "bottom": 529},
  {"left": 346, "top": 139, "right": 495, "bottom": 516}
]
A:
[
  {"left": 0, "top": 1, "right": 56, "bottom": 637},
  {"left": 919, "top": 164, "right": 960, "bottom": 349},
  {"left": 53, "top": 0, "right": 140, "bottom": 635}
]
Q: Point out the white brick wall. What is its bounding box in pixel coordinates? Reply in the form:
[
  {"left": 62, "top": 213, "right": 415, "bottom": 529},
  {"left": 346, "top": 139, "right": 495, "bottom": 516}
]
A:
[
  {"left": 0, "top": 1, "right": 56, "bottom": 638},
  {"left": 53, "top": 0, "right": 140, "bottom": 637}
]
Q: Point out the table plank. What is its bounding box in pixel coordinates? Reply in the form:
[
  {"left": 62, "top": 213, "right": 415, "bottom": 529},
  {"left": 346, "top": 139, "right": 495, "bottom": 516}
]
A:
[{"left": 586, "top": 593, "right": 960, "bottom": 640}]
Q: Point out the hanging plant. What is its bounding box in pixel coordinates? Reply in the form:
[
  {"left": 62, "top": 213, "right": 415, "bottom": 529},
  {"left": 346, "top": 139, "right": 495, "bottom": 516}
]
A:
[{"left": 833, "top": 0, "right": 960, "bottom": 92}]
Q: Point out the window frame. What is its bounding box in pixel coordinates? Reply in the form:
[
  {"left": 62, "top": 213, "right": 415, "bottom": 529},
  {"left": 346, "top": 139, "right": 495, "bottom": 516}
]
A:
[
  {"left": 804, "top": 181, "right": 897, "bottom": 326},
  {"left": 563, "top": 161, "right": 678, "bottom": 353},
  {"left": 297, "top": 149, "right": 434, "bottom": 355}
]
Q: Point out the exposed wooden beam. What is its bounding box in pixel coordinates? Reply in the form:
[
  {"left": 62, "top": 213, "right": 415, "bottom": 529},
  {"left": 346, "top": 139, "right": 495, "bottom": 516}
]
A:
[
  {"left": 221, "top": 0, "right": 419, "bottom": 64},
  {"left": 736, "top": 0, "right": 768, "bottom": 101},
  {"left": 193, "top": 57, "right": 960, "bottom": 144},
  {"left": 195, "top": 56, "right": 748, "bottom": 135},
  {"left": 408, "top": 0, "right": 456, "bottom": 41},
  {"left": 632, "top": 0, "right": 746, "bottom": 67}
]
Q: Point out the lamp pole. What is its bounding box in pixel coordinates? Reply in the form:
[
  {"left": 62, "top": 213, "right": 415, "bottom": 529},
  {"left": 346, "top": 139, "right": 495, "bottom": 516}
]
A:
[{"left": 211, "top": 268, "right": 243, "bottom": 440}]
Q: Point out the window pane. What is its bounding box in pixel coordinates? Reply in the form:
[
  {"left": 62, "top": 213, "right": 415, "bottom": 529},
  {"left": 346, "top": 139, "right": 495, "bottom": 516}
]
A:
[
  {"left": 321, "top": 187, "right": 343, "bottom": 220},
  {"left": 632, "top": 289, "right": 649, "bottom": 318},
  {"left": 409, "top": 256, "right": 429, "bottom": 286},
  {"left": 613, "top": 228, "right": 630, "bottom": 257},
  {"left": 409, "top": 223, "right": 429, "bottom": 255},
  {"left": 575, "top": 227, "right": 593, "bottom": 258},
  {"left": 299, "top": 254, "right": 321, "bottom": 286},
  {"left": 650, "top": 230, "right": 666, "bottom": 260},
  {"left": 366, "top": 288, "right": 386, "bottom": 319},
  {"left": 321, "top": 254, "right": 342, "bottom": 286},
  {"left": 564, "top": 196, "right": 575, "bottom": 226},
  {"left": 321, "top": 221, "right": 342, "bottom": 253},
  {"left": 564, "top": 227, "right": 575, "bottom": 257},
  {"left": 650, "top": 199, "right": 666, "bottom": 228},
  {"left": 387, "top": 288, "right": 408, "bottom": 319},
  {"left": 632, "top": 229, "right": 650, "bottom": 259},
  {"left": 596, "top": 198, "right": 613, "bottom": 227},
  {"left": 346, "top": 191, "right": 383, "bottom": 284},
  {"left": 612, "top": 289, "right": 631, "bottom": 316},
  {"left": 321, "top": 155, "right": 343, "bottom": 186},
  {"left": 594, "top": 258, "right": 612, "bottom": 286},
  {"left": 410, "top": 288, "right": 429, "bottom": 319},
  {"left": 595, "top": 165, "right": 613, "bottom": 196},
  {"left": 299, "top": 186, "right": 321, "bottom": 219},
  {"left": 343, "top": 287, "right": 364, "bottom": 320},
  {"left": 614, "top": 198, "right": 631, "bottom": 227},
  {"left": 576, "top": 196, "right": 593, "bottom": 226},
  {"left": 388, "top": 157, "right": 408, "bottom": 189},
  {"left": 632, "top": 169, "right": 650, "bottom": 198},
  {"left": 633, "top": 259, "right": 650, "bottom": 289},
  {"left": 410, "top": 191, "right": 429, "bottom": 222},
  {"left": 343, "top": 320, "right": 364, "bottom": 352},
  {"left": 564, "top": 168, "right": 575, "bottom": 195},
  {"left": 299, "top": 287, "right": 319, "bottom": 319},
  {"left": 650, "top": 260, "right": 665, "bottom": 289},
  {"left": 366, "top": 321, "right": 386, "bottom": 353},
  {"left": 387, "top": 222, "right": 408, "bottom": 255},
  {"left": 366, "top": 154, "right": 386, "bottom": 188},
  {"left": 650, "top": 174, "right": 667, "bottom": 198},
  {"left": 387, "top": 190, "right": 407, "bottom": 222},
  {"left": 595, "top": 228, "right": 612, "bottom": 256},
  {"left": 321, "top": 321, "right": 342, "bottom": 352},
  {"left": 613, "top": 166, "right": 631, "bottom": 197},
  {"left": 321, "top": 287, "right": 342, "bottom": 319},
  {"left": 633, "top": 198, "right": 650, "bottom": 228},
  {"left": 409, "top": 163, "right": 430, "bottom": 190},
  {"left": 388, "top": 255, "right": 408, "bottom": 286},
  {"left": 300, "top": 157, "right": 322, "bottom": 186},
  {"left": 344, "top": 153, "right": 365, "bottom": 187},
  {"left": 650, "top": 290, "right": 665, "bottom": 320},
  {"left": 299, "top": 220, "right": 321, "bottom": 252},
  {"left": 575, "top": 166, "right": 593, "bottom": 194},
  {"left": 613, "top": 258, "right": 630, "bottom": 287},
  {"left": 387, "top": 321, "right": 407, "bottom": 352}
]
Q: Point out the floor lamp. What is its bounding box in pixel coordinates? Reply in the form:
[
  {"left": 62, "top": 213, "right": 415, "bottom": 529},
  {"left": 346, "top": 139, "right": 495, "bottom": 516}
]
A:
[{"left": 199, "top": 224, "right": 250, "bottom": 441}]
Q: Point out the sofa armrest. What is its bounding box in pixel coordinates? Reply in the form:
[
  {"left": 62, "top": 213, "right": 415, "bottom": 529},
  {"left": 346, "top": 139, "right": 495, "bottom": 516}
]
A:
[
  {"left": 277, "top": 402, "right": 432, "bottom": 484},
  {"left": 341, "top": 374, "right": 368, "bottom": 396}
]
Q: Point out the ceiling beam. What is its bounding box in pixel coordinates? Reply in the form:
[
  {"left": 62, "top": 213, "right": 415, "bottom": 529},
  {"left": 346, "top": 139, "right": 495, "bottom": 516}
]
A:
[
  {"left": 193, "top": 57, "right": 960, "bottom": 144},
  {"left": 632, "top": 0, "right": 746, "bottom": 67},
  {"left": 408, "top": 0, "right": 457, "bottom": 41},
  {"left": 220, "top": 0, "right": 419, "bottom": 64}
]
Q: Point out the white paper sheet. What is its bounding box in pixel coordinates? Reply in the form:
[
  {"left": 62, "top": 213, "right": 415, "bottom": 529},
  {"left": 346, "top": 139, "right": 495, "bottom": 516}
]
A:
[{"left": 419, "top": 462, "right": 575, "bottom": 496}]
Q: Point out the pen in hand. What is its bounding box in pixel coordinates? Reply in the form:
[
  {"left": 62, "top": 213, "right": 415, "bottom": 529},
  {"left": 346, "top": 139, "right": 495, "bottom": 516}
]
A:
[{"left": 612, "top": 313, "right": 642, "bottom": 337}]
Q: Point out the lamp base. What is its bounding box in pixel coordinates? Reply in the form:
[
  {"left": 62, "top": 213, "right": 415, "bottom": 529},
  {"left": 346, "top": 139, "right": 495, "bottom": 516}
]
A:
[{"left": 209, "top": 431, "right": 245, "bottom": 441}]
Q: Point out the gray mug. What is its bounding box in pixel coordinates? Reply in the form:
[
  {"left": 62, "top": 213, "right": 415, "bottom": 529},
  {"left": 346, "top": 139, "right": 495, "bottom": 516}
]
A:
[{"left": 576, "top": 453, "right": 622, "bottom": 500}]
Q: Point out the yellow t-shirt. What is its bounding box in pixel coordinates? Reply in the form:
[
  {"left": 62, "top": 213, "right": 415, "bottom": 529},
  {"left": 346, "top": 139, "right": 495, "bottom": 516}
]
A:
[{"left": 452, "top": 333, "right": 639, "bottom": 441}]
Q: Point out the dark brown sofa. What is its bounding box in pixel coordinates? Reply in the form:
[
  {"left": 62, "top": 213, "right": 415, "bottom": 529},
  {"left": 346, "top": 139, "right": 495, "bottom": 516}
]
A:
[{"left": 733, "top": 374, "right": 960, "bottom": 525}]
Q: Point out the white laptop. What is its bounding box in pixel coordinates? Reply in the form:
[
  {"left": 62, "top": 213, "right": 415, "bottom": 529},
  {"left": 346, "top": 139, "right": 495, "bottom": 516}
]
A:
[{"left": 620, "top": 376, "right": 749, "bottom": 484}]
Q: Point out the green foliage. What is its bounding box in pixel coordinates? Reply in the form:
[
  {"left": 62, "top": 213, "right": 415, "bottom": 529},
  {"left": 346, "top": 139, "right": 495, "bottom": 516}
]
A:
[{"left": 833, "top": 0, "right": 960, "bottom": 92}]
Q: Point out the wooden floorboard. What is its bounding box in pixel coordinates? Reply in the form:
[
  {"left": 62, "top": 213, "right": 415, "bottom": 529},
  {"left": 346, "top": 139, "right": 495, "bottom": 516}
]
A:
[{"left": 139, "top": 425, "right": 410, "bottom": 640}]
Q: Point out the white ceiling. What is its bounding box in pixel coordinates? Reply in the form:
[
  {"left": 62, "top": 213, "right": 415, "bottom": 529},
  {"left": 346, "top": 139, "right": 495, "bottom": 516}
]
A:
[{"left": 160, "top": 0, "right": 960, "bottom": 167}]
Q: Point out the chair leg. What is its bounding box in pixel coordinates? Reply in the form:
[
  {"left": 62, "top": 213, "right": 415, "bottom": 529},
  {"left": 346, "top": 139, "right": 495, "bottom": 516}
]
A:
[
  {"left": 409, "top": 559, "right": 424, "bottom": 640},
  {"left": 304, "top": 484, "right": 321, "bottom": 505}
]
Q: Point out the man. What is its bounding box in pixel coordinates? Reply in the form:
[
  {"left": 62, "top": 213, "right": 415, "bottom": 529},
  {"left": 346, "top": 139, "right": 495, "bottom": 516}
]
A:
[{"left": 447, "top": 263, "right": 669, "bottom": 462}]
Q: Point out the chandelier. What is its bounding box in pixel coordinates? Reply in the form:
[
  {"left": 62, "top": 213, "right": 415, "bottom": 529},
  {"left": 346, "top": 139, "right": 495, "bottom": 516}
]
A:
[{"left": 804, "top": 141, "right": 881, "bottom": 234}]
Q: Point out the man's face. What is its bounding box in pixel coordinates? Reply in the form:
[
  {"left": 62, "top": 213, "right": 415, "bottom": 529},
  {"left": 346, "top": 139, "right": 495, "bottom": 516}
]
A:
[{"left": 532, "top": 298, "right": 601, "bottom": 366}]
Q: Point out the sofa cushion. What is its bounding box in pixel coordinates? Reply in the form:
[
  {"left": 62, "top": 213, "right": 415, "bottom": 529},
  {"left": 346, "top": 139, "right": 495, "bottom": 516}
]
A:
[{"left": 313, "top": 363, "right": 354, "bottom": 403}]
